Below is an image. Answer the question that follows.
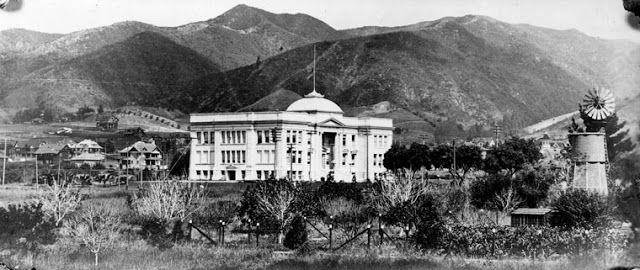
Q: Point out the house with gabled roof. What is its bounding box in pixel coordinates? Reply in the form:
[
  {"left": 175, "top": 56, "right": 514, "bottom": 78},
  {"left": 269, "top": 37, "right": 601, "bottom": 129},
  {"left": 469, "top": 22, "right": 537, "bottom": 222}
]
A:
[
  {"left": 119, "top": 141, "right": 163, "bottom": 170},
  {"left": 34, "top": 140, "right": 75, "bottom": 164}
]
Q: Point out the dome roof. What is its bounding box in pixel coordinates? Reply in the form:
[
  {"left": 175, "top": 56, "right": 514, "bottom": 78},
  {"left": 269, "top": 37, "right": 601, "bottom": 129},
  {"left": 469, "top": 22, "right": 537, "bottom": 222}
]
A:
[{"left": 286, "top": 90, "right": 343, "bottom": 113}]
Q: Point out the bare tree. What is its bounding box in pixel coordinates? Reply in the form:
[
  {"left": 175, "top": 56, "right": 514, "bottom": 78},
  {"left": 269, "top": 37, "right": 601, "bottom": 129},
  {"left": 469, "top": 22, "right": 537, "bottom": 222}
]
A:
[
  {"left": 131, "top": 180, "right": 206, "bottom": 222},
  {"left": 253, "top": 180, "right": 297, "bottom": 244},
  {"left": 63, "top": 201, "right": 122, "bottom": 266},
  {"left": 489, "top": 187, "right": 523, "bottom": 224},
  {"left": 376, "top": 168, "right": 432, "bottom": 213},
  {"left": 37, "top": 182, "right": 82, "bottom": 226}
]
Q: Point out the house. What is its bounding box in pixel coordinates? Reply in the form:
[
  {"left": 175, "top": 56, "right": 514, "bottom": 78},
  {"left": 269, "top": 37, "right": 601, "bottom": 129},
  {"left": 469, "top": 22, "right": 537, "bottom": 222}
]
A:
[
  {"left": 119, "top": 141, "right": 164, "bottom": 170},
  {"left": 34, "top": 141, "right": 74, "bottom": 164},
  {"left": 510, "top": 208, "right": 555, "bottom": 227},
  {"left": 96, "top": 113, "right": 119, "bottom": 130},
  {"left": 71, "top": 139, "right": 103, "bottom": 155},
  {"left": 69, "top": 153, "right": 106, "bottom": 167}
]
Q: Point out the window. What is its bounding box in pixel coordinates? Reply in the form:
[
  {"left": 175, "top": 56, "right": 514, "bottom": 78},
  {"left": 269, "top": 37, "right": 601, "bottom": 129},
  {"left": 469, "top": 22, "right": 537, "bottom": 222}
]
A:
[
  {"left": 265, "top": 131, "right": 270, "bottom": 143},
  {"left": 342, "top": 153, "right": 347, "bottom": 165},
  {"left": 196, "top": 132, "right": 202, "bottom": 144},
  {"left": 196, "top": 170, "right": 201, "bottom": 177},
  {"left": 210, "top": 151, "right": 215, "bottom": 164},
  {"left": 196, "top": 151, "right": 202, "bottom": 163},
  {"left": 203, "top": 131, "right": 209, "bottom": 144},
  {"left": 203, "top": 170, "right": 208, "bottom": 178},
  {"left": 342, "top": 134, "right": 346, "bottom": 146},
  {"left": 242, "top": 131, "right": 246, "bottom": 144},
  {"left": 257, "top": 171, "right": 262, "bottom": 180},
  {"left": 221, "top": 151, "right": 226, "bottom": 164},
  {"left": 297, "top": 150, "right": 302, "bottom": 164},
  {"left": 286, "top": 130, "right": 291, "bottom": 143},
  {"left": 257, "top": 131, "right": 263, "bottom": 144},
  {"left": 373, "top": 154, "right": 378, "bottom": 166},
  {"left": 241, "top": 151, "right": 246, "bottom": 163}
]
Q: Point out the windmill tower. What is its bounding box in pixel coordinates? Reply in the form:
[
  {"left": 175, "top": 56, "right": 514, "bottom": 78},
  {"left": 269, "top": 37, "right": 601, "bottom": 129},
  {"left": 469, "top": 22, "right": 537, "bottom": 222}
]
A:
[{"left": 568, "top": 87, "right": 615, "bottom": 195}]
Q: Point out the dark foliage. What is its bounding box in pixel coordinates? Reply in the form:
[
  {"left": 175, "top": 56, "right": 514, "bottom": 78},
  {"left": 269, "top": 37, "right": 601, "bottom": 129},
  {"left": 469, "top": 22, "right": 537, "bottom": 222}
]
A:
[
  {"left": 315, "top": 181, "right": 367, "bottom": 204},
  {"left": 470, "top": 174, "right": 512, "bottom": 210},
  {"left": 237, "top": 179, "right": 300, "bottom": 232},
  {"left": 0, "top": 202, "right": 56, "bottom": 251},
  {"left": 413, "top": 195, "right": 445, "bottom": 250},
  {"left": 606, "top": 114, "right": 634, "bottom": 162},
  {"left": 483, "top": 137, "right": 542, "bottom": 176},
  {"left": 551, "top": 189, "right": 612, "bottom": 229},
  {"left": 193, "top": 200, "right": 238, "bottom": 228},
  {"left": 284, "top": 215, "right": 308, "bottom": 250},
  {"left": 136, "top": 217, "right": 174, "bottom": 250}
]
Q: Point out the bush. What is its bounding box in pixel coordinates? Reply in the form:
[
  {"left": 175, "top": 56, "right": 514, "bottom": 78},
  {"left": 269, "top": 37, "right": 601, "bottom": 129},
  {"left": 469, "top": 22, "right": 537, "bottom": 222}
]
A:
[
  {"left": 0, "top": 202, "right": 56, "bottom": 251},
  {"left": 284, "top": 215, "right": 307, "bottom": 250},
  {"left": 413, "top": 195, "right": 445, "bottom": 250},
  {"left": 438, "top": 225, "right": 627, "bottom": 258},
  {"left": 551, "top": 189, "right": 612, "bottom": 229}
]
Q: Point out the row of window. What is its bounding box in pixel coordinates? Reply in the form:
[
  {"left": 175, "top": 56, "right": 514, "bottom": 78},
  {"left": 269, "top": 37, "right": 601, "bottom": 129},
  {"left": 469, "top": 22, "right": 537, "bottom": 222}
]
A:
[
  {"left": 221, "top": 150, "right": 246, "bottom": 164},
  {"left": 221, "top": 130, "right": 246, "bottom": 145},
  {"left": 341, "top": 153, "right": 357, "bottom": 166},
  {"left": 256, "top": 150, "right": 276, "bottom": 164},
  {"left": 195, "top": 131, "right": 214, "bottom": 145},
  {"left": 374, "top": 135, "right": 389, "bottom": 148},
  {"left": 195, "top": 150, "right": 215, "bottom": 164},
  {"left": 341, "top": 134, "right": 357, "bottom": 147}
]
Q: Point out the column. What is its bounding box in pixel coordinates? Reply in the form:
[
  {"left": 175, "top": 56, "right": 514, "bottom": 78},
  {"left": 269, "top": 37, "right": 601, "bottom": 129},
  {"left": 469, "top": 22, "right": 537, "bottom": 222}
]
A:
[
  {"left": 212, "top": 130, "right": 222, "bottom": 180},
  {"left": 245, "top": 126, "right": 257, "bottom": 180},
  {"left": 273, "top": 127, "right": 285, "bottom": 179},
  {"left": 188, "top": 131, "right": 198, "bottom": 180}
]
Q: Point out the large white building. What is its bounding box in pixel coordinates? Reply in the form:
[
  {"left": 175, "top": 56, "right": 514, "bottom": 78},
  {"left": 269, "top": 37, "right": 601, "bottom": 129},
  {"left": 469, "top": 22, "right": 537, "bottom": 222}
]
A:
[{"left": 188, "top": 90, "right": 393, "bottom": 181}]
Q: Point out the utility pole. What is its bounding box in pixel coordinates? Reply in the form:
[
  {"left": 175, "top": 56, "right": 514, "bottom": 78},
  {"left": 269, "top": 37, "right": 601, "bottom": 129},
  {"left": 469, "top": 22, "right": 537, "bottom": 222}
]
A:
[
  {"left": 452, "top": 140, "right": 457, "bottom": 176},
  {"left": 2, "top": 137, "right": 6, "bottom": 185},
  {"left": 35, "top": 155, "right": 38, "bottom": 191},
  {"left": 493, "top": 122, "right": 502, "bottom": 147}
]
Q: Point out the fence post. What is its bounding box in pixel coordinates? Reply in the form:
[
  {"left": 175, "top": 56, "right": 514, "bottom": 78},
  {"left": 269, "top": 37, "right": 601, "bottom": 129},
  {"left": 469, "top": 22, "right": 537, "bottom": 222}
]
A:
[
  {"left": 329, "top": 224, "right": 333, "bottom": 250},
  {"left": 367, "top": 225, "right": 371, "bottom": 250},
  {"left": 256, "top": 222, "right": 260, "bottom": 248},
  {"left": 378, "top": 213, "right": 383, "bottom": 245},
  {"left": 221, "top": 221, "right": 226, "bottom": 247}
]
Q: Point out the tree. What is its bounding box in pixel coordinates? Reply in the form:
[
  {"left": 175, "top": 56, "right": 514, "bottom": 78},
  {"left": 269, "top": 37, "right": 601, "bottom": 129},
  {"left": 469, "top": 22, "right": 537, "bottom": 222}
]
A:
[
  {"left": 483, "top": 137, "right": 542, "bottom": 177},
  {"left": 131, "top": 181, "right": 207, "bottom": 241},
  {"left": 375, "top": 169, "right": 432, "bottom": 232},
  {"left": 605, "top": 114, "right": 633, "bottom": 162},
  {"left": 550, "top": 189, "right": 612, "bottom": 229},
  {"left": 63, "top": 201, "right": 122, "bottom": 266},
  {"left": 97, "top": 104, "right": 104, "bottom": 114},
  {"left": 430, "top": 144, "right": 482, "bottom": 186},
  {"left": 238, "top": 179, "right": 299, "bottom": 244},
  {"left": 0, "top": 202, "right": 56, "bottom": 259},
  {"left": 37, "top": 182, "right": 83, "bottom": 226},
  {"left": 383, "top": 143, "right": 409, "bottom": 172}
]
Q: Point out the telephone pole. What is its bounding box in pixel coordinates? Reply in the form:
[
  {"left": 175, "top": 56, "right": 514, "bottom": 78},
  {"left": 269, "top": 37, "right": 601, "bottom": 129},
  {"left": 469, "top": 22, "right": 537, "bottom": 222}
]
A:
[
  {"left": 2, "top": 137, "right": 6, "bottom": 185},
  {"left": 493, "top": 122, "right": 502, "bottom": 147}
]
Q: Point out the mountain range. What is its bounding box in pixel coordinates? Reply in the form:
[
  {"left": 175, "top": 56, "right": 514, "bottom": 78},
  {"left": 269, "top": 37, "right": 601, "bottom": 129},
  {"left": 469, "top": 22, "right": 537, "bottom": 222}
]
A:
[{"left": 1, "top": 4, "right": 639, "bottom": 143}]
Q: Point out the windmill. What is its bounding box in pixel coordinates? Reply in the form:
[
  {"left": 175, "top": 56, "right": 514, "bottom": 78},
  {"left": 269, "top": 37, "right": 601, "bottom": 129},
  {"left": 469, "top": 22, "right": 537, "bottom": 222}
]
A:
[
  {"left": 579, "top": 87, "right": 616, "bottom": 132},
  {"left": 569, "top": 87, "right": 616, "bottom": 195}
]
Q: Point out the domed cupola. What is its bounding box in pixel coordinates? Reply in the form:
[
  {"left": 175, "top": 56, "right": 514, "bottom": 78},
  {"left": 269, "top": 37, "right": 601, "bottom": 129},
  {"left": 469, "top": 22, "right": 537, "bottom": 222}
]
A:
[{"left": 286, "top": 90, "right": 343, "bottom": 114}]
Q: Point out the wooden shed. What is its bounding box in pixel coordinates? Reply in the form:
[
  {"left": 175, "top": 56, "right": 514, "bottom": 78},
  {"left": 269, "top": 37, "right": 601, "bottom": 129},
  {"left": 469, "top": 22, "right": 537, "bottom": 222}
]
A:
[{"left": 510, "top": 208, "right": 554, "bottom": 227}]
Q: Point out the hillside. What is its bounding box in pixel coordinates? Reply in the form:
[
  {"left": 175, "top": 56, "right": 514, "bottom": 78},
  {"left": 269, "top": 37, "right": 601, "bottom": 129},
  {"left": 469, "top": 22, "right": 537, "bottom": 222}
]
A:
[
  {"left": 0, "top": 29, "right": 63, "bottom": 53},
  {"left": 185, "top": 18, "right": 596, "bottom": 131},
  {"left": 2, "top": 31, "right": 219, "bottom": 112}
]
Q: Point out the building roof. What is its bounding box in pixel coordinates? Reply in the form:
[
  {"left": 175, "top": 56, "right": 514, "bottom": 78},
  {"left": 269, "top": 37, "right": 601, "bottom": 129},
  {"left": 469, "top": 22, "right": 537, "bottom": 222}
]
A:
[
  {"left": 69, "top": 153, "right": 105, "bottom": 161},
  {"left": 72, "top": 139, "right": 103, "bottom": 150},
  {"left": 119, "top": 141, "right": 160, "bottom": 154},
  {"left": 286, "top": 90, "right": 343, "bottom": 114},
  {"left": 511, "top": 208, "right": 554, "bottom": 215},
  {"left": 34, "top": 142, "right": 70, "bottom": 155}
]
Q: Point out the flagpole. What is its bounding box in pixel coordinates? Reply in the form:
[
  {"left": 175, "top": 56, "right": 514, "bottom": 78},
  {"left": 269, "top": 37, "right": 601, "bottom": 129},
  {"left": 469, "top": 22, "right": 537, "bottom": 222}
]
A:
[{"left": 313, "top": 44, "right": 316, "bottom": 91}]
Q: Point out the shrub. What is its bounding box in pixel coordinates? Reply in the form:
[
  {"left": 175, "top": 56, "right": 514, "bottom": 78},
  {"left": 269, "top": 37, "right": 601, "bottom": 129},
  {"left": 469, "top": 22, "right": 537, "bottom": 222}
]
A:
[
  {"left": 413, "top": 195, "right": 445, "bottom": 250},
  {"left": 0, "top": 202, "right": 56, "bottom": 251},
  {"left": 551, "top": 189, "right": 612, "bottom": 229},
  {"left": 284, "top": 215, "right": 307, "bottom": 250},
  {"left": 437, "top": 225, "right": 627, "bottom": 258}
]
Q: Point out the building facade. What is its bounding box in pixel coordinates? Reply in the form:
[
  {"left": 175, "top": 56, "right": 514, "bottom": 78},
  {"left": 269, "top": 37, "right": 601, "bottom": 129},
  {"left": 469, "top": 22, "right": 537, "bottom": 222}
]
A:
[
  {"left": 189, "top": 91, "right": 393, "bottom": 181},
  {"left": 119, "top": 141, "right": 164, "bottom": 170}
]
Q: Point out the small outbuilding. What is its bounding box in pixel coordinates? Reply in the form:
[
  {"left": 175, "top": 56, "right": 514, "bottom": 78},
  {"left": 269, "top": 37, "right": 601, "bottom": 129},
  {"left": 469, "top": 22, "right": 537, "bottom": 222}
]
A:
[{"left": 510, "top": 208, "right": 554, "bottom": 227}]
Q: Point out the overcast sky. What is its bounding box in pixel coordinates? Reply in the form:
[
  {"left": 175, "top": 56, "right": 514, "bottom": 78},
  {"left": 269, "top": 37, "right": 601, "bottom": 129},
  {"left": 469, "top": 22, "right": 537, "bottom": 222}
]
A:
[{"left": 1, "top": 0, "right": 638, "bottom": 42}]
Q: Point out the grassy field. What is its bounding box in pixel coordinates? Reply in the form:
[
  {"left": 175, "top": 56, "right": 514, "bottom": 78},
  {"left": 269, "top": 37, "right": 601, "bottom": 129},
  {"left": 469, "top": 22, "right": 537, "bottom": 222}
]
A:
[{"left": 0, "top": 182, "right": 636, "bottom": 270}]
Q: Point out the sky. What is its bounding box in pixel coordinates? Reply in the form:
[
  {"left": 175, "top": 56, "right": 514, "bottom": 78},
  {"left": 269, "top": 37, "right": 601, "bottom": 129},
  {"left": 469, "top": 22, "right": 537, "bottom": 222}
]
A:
[{"left": 0, "top": 0, "right": 639, "bottom": 42}]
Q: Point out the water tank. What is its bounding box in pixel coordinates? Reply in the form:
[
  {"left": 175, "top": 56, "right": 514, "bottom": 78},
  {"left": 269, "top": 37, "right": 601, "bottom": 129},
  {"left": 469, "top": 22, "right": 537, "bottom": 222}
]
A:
[{"left": 568, "top": 132, "right": 608, "bottom": 195}]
